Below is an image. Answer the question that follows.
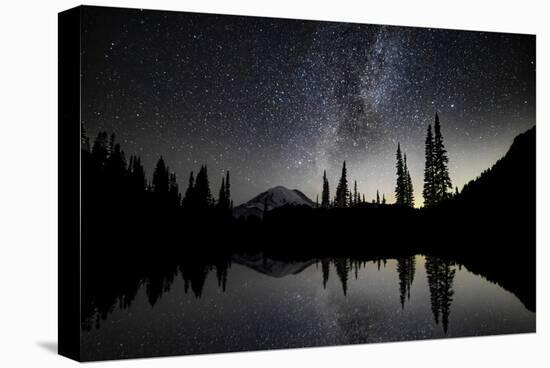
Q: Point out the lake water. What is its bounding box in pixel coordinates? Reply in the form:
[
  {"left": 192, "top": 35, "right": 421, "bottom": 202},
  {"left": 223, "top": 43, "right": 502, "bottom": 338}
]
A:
[{"left": 81, "top": 255, "right": 535, "bottom": 360}]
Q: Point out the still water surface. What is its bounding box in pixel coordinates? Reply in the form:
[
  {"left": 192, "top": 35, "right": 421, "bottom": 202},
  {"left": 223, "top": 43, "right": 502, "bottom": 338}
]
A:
[{"left": 81, "top": 255, "right": 534, "bottom": 360}]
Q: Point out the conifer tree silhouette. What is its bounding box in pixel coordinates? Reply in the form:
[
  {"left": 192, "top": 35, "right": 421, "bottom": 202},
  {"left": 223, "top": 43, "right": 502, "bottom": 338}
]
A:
[
  {"left": 353, "top": 180, "right": 358, "bottom": 205},
  {"left": 321, "top": 170, "right": 330, "bottom": 208},
  {"left": 194, "top": 165, "right": 212, "bottom": 209},
  {"left": 335, "top": 161, "right": 349, "bottom": 208},
  {"left": 106, "top": 142, "right": 127, "bottom": 177},
  {"left": 128, "top": 155, "right": 146, "bottom": 192},
  {"left": 404, "top": 154, "right": 414, "bottom": 207},
  {"left": 218, "top": 177, "right": 226, "bottom": 209},
  {"left": 433, "top": 113, "right": 452, "bottom": 202},
  {"left": 92, "top": 131, "right": 109, "bottom": 167},
  {"left": 152, "top": 156, "right": 169, "bottom": 195},
  {"left": 81, "top": 122, "right": 90, "bottom": 152},
  {"left": 168, "top": 172, "right": 180, "bottom": 206},
  {"left": 423, "top": 124, "right": 437, "bottom": 207},
  {"left": 395, "top": 144, "right": 406, "bottom": 205},
  {"left": 183, "top": 171, "right": 195, "bottom": 209},
  {"left": 225, "top": 171, "right": 231, "bottom": 209}
]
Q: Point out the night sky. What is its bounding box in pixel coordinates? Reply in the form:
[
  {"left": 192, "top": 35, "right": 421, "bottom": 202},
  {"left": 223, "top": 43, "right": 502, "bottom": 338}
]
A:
[{"left": 81, "top": 6, "right": 535, "bottom": 206}]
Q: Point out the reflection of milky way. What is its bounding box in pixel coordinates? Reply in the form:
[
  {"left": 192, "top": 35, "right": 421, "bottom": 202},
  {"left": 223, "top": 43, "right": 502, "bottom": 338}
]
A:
[
  {"left": 81, "top": 256, "right": 535, "bottom": 359},
  {"left": 82, "top": 7, "right": 535, "bottom": 205}
]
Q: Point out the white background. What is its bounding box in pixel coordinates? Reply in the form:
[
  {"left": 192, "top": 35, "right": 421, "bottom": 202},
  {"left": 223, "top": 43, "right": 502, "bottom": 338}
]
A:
[{"left": 0, "top": 0, "right": 547, "bottom": 366}]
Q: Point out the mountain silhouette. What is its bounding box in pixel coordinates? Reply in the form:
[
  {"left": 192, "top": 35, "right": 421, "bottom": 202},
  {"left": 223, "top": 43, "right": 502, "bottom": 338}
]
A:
[
  {"left": 233, "top": 185, "right": 315, "bottom": 219},
  {"left": 456, "top": 126, "right": 535, "bottom": 209},
  {"left": 436, "top": 126, "right": 536, "bottom": 312}
]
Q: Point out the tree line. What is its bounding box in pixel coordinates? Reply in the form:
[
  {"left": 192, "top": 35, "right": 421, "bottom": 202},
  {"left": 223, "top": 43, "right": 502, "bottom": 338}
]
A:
[
  {"left": 82, "top": 111, "right": 453, "bottom": 222},
  {"left": 320, "top": 162, "right": 387, "bottom": 209},
  {"left": 318, "top": 112, "right": 453, "bottom": 209},
  {"left": 82, "top": 124, "right": 233, "bottom": 216},
  {"left": 423, "top": 113, "right": 453, "bottom": 207}
]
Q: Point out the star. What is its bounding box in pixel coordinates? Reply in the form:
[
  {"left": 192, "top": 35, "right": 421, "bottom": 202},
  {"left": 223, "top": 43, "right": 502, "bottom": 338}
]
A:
[{"left": 81, "top": 7, "right": 535, "bottom": 206}]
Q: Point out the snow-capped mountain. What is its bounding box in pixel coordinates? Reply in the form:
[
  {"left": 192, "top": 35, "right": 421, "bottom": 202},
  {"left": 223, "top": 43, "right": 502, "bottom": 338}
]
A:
[{"left": 233, "top": 185, "right": 315, "bottom": 219}]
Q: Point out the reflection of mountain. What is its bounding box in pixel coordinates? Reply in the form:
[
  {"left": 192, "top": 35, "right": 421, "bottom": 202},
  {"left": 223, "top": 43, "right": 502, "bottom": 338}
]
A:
[
  {"left": 233, "top": 186, "right": 315, "bottom": 219},
  {"left": 232, "top": 253, "right": 316, "bottom": 278}
]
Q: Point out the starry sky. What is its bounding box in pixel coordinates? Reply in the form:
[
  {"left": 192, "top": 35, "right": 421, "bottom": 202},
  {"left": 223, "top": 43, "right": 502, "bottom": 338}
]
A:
[{"left": 81, "top": 6, "right": 535, "bottom": 206}]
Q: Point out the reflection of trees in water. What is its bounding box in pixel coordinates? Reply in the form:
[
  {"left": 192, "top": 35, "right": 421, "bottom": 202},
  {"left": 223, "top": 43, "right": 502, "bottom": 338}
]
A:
[
  {"left": 146, "top": 271, "right": 176, "bottom": 306},
  {"left": 83, "top": 255, "right": 406, "bottom": 331},
  {"left": 376, "top": 259, "right": 387, "bottom": 271},
  {"left": 425, "top": 256, "right": 456, "bottom": 334},
  {"left": 82, "top": 254, "right": 460, "bottom": 337},
  {"left": 325, "top": 258, "right": 386, "bottom": 296},
  {"left": 215, "top": 259, "right": 230, "bottom": 292},
  {"left": 180, "top": 263, "right": 209, "bottom": 298},
  {"left": 397, "top": 256, "right": 416, "bottom": 308},
  {"left": 335, "top": 258, "right": 350, "bottom": 295},
  {"left": 321, "top": 259, "right": 330, "bottom": 289},
  {"left": 82, "top": 257, "right": 232, "bottom": 331}
]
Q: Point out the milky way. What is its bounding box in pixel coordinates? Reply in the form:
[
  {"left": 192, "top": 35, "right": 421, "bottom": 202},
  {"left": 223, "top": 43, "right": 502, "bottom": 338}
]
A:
[{"left": 81, "top": 6, "right": 535, "bottom": 206}]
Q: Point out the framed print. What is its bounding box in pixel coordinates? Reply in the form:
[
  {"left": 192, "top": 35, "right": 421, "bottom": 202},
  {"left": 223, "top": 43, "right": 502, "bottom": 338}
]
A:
[{"left": 58, "top": 5, "right": 536, "bottom": 362}]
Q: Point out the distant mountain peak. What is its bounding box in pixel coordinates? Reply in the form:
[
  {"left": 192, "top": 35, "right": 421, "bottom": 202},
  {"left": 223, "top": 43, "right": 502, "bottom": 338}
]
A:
[{"left": 233, "top": 185, "right": 315, "bottom": 219}]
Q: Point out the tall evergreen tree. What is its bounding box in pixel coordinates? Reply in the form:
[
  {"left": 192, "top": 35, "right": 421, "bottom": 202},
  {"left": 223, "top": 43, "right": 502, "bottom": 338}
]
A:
[
  {"left": 106, "top": 142, "right": 127, "bottom": 177},
  {"left": 168, "top": 172, "right": 180, "bottom": 206},
  {"left": 353, "top": 180, "right": 358, "bottom": 205},
  {"left": 321, "top": 170, "right": 330, "bottom": 208},
  {"left": 376, "top": 190, "right": 380, "bottom": 205},
  {"left": 423, "top": 124, "right": 437, "bottom": 207},
  {"left": 403, "top": 153, "right": 414, "bottom": 207},
  {"left": 382, "top": 193, "right": 386, "bottom": 204},
  {"left": 81, "top": 122, "right": 90, "bottom": 152},
  {"left": 433, "top": 113, "right": 452, "bottom": 202},
  {"left": 194, "top": 165, "right": 212, "bottom": 209},
  {"left": 128, "top": 155, "right": 146, "bottom": 192},
  {"left": 109, "top": 133, "right": 116, "bottom": 155},
  {"left": 218, "top": 177, "right": 226, "bottom": 209},
  {"left": 395, "top": 144, "right": 406, "bottom": 205},
  {"left": 152, "top": 156, "right": 169, "bottom": 195},
  {"left": 406, "top": 170, "right": 414, "bottom": 207},
  {"left": 92, "top": 131, "right": 109, "bottom": 166},
  {"left": 183, "top": 171, "right": 195, "bottom": 208},
  {"left": 225, "top": 171, "right": 231, "bottom": 208},
  {"left": 335, "top": 161, "right": 349, "bottom": 208}
]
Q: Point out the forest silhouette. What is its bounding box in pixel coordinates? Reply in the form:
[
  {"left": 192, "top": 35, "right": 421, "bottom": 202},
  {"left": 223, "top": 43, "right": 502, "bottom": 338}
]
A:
[{"left": 80, "top": 116, "right": 535, "bottom": 336}]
